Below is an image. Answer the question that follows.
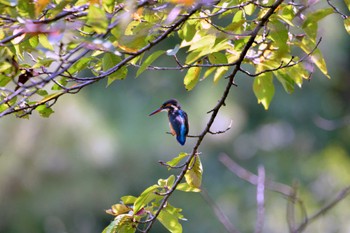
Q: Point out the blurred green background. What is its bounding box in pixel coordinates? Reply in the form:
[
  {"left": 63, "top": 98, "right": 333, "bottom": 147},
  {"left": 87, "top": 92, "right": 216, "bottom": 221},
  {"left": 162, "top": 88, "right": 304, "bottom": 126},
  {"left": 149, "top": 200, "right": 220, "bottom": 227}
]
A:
[{"left": 1, "top": 12, "right": 350, "bottom": 233}]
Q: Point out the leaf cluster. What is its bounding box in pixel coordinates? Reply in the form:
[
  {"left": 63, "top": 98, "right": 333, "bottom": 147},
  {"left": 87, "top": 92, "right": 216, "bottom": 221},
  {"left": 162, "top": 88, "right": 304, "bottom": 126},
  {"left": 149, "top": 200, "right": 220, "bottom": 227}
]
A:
[
  {"left": 0, "top": 0, "right": 347, "bottom": 117},
  {"left": 104, "top": 152, "right": 202, "bottom": 233}
]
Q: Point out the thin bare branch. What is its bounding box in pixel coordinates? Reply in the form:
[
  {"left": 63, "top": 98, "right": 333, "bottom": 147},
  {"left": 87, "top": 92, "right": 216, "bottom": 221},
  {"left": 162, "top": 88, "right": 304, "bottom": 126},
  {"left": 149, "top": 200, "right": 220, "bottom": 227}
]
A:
[
  {"left": 219, "top": 153, "right": 293, "bottom": 197},
  {"left": 208, "top": 120, "right": 232, "bottom": 135},
  {"left": 296, "top": 186, "right": 350, "bottom": 232},
  {"left": 326, "top": 0, "right": 348, "bottom": 19},
  {"left": 201, "top": 188, "right": 241, "bottom": 233},
  {"left": 255, "top": 166, "right": 265, "bottom": 233}
]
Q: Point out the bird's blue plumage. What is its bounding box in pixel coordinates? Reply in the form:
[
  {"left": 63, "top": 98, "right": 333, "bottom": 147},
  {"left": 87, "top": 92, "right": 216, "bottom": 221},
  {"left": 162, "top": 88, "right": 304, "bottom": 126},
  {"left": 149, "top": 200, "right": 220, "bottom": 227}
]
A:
[
  {"left": 169, "top": 109, "right": 188, "bottom": 146},
  {"left": 149, "top": 99, "right": 189, "bottom": 146}
]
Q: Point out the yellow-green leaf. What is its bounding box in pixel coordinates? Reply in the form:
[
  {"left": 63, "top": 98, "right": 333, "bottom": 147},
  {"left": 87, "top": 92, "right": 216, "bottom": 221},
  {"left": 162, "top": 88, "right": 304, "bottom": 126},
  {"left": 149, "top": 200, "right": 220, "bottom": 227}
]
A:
[
  {"left": 188, "top": 35, "right": 216, "bottom": 52},
  {"left": 103, "top": 53, "right": 128, "bottom": 86},
  {"left": 36, "top": 104, "right": 54, "bottom": 118},
  {"left": 277, "top": 5, "right": 295, "bottom": 26},
  {"left": 105, "top": 204, "right": 131, "bottom": 216},
  {"left": 166, "top": 152, "right": 189, "bottom": 169},
  {"left": 345, "top": 0, "right": 350, "bottom": 11},
  {"left": 103, "top": 0, "right": 115, "bottom": 13},
  {"left": 344, "top": 17, "right": 350, "bottom": 34},
  {"left": 87, "top": 4, "right": 108, "bottom": 34},
  {"left": 136, "top": 50, "right": 164, "bottom": 77},
  {"left": 120, "top": 196, "right": 137, "bottom": 205},
  {"left": 274, "top": 70, "right": 294, "bottom": 94},
  {"left": 184, "top": 64, "right": 202, "bottom": 91},
  {"left": 213, "top": 66, "right": 228, "bottom": 83},
  {"left": 253, "top": 72, "right": 274, "bottom": 110},
  {"left": 302, "top": 8, "right": 333, "bottom": 39},
  {"left": 299, "top": 37, "right": 330, "bottom": 79},
  {"left": 184, "top": 155, "right": 203, "bottom": 189},
  {"left": 176, "top": 183, "right": 201, "bottom": 192},
  {"left": 134, "top": 185, "right": 159, "bottom": 214},
  {"left": 38, "top": 34, "right": 54, "bottom": 50},
  {"left": 158, "top": 205, "right": 184, "bottom": 233},
  {"left": 243, "top": 3, "right": 255, "bottom": 16},
  {"left": 208, "top": 52, "right": 228, "bottom": 64}
]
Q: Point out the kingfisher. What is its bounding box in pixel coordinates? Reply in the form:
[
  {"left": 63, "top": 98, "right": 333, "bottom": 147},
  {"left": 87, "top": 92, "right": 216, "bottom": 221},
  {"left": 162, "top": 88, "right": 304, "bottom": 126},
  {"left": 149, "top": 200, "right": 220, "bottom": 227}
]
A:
[{"left": 149, "top": 99, "right": 189, "bottom": 146}]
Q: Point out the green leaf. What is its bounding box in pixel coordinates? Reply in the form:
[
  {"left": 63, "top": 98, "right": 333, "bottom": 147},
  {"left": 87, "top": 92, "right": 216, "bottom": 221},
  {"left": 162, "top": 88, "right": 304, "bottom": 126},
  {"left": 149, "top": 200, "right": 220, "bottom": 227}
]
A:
[
  {"left": 0, "top": 62, "right": 12, "bottom": 73},
  {"left": 274, "top": 70, "right": 294, "bottom": 94},
  {"left": 178, "top": 21, "right": 196, "bottom": 42},
  {"left": 0, "top": 74, "right": 11, "bottom": 87},
  {"left": 134, "top": 185, "right": 159, "bottom": 214},
  {"left": 176, "top": 183, "right": 201, "bottom": 192},
  {"left": 107, "top": 204, "right": 131, "bottom": 216},
  {"left": 158, "top": 175, "right": 176, "bottom": 188},
  {"left": 38, "top": 34, "right": 54, "bottom": 50},
  {"left": 68, "top": 57, "right": 91, "bottom": 74},
  {"left": 253, "top": 72, "right": 274, "bottom": 110},
  {"left": 188, "top": 35, "right": 216, "bottom": 52},
  {"left": 345, "top": 0, "right": 350, "bottom": 11},
  {"left": 52, "top": 78, "right": 67, "bottom": 90},
  {"left": 36, "top": 104, "right": 54, "bottom": 118},
  {"left": 136, "top": 50, "right": 164, "bottom": 77},
  {"left": 166, "top": 152, "right": 188, "bottom": 168},
  {"left": 302, "top": 8, "right": 333, "bottom": 38},
  {"left": 208, "top": 52, "right": 228, "bottom": 64},
  {"left": 17, "top": 0, "right": 35, "bottom": 18},
  {"left": 344, "top": 17, "right": 350, "bottom": 35},
  {"left": 121, "top": 196, "right": 137, "bottom": 205},
  {"left": 184, "top": 155, "right": 203, "bottom": 189},
  {"left": 28, "top": 35, "right": 39, "bottom": 48},
  {"left": 277, "top": 5, "right": 295, "bottom": 26},
  {"left": 226, "top": 10, "right": 244, "bottom": 33},
  {"left": 287, "top": 63, "right": 310, "bottom": 87},
  {"left": 184, "top": 65, "right": 202, "bottom": 91},
  {"left": 243, "top": 3, "right": 255, "bottom": 16},
  {"left": 87, "top": 4, "right": 108, "bottom": 34},
  {"left": 299, "top": 37, "right": 330, "bottom": 79},
  {"left": 102, "top": 214, "right": 135, "bottom": 233},
  {"left": 184, "top": 50, "right": 201, "bottom": 64},
  {"left": 103, "top": 53, "right": 128, "bottom": 86},
  {"left": 36, "top": 89, "right": 48, "bottom": 96},
  {"left": 269, "top": 20, "right": 289, "bottom": 57},
  {"left": 158, "top": 205, "right": 184, "bottom": 233},
  {"left": 48, "top": 0, "right": 71, "bottom": 17},
  {"left": 103, "top": 0, "right": 115, "bottom": 13},
  {"left": 208, "top": 52, "right": 229, "bottom": 83},
  {"left": 213, "top": 66, "right": 229, "bottom": 83},
  {"left": 201, "top": 67, "right": 216, "bottom": 80}
]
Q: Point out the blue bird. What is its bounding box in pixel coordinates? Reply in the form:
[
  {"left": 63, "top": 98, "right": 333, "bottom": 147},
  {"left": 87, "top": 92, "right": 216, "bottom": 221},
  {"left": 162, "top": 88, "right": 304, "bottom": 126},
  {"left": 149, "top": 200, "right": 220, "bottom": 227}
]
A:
[{"left": 149, "top": 99, "right": 189, "bottom": 146}]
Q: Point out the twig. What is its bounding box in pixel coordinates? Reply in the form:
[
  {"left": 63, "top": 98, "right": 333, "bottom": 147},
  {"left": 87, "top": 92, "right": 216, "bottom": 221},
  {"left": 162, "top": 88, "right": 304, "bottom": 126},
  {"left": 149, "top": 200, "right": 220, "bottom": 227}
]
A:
[
  {"left": 255, "top": 166, "right": 265, "bottom": 233},
  {"left": 208, "top": 120, "right": 232, "bottom": 135},
  {"left": 201, "top": 188, "right": 241, "bottom": 233},
  {"left": 326, "top": 0, "right": 348, "bottom": 19},
  {"left": 295, "top": 186, "right": 350, "bottom": 232},
  {"left": 219, "top": 153, "right": 293, "bottom": 197}
]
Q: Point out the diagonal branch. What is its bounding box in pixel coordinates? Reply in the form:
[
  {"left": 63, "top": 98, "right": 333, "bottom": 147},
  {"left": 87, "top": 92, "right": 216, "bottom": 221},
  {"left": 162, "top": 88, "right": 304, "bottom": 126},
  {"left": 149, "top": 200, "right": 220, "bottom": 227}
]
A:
[{"left": 141, "top": 0, "right": 285, "bottom": 231}]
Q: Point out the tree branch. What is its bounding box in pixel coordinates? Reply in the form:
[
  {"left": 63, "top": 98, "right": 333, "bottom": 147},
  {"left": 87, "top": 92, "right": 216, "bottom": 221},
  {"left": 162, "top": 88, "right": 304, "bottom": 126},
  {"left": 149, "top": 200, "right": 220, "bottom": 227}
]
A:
[{"left": 141, "top": 1, "right": 285, "bottom": 231}]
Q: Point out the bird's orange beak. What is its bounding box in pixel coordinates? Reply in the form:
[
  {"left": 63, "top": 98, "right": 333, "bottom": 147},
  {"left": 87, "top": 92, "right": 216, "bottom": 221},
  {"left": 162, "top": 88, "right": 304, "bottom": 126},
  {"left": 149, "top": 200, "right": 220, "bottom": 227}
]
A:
[{"left": 149, "top": 108, "right": 163, "bottom": 116}]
